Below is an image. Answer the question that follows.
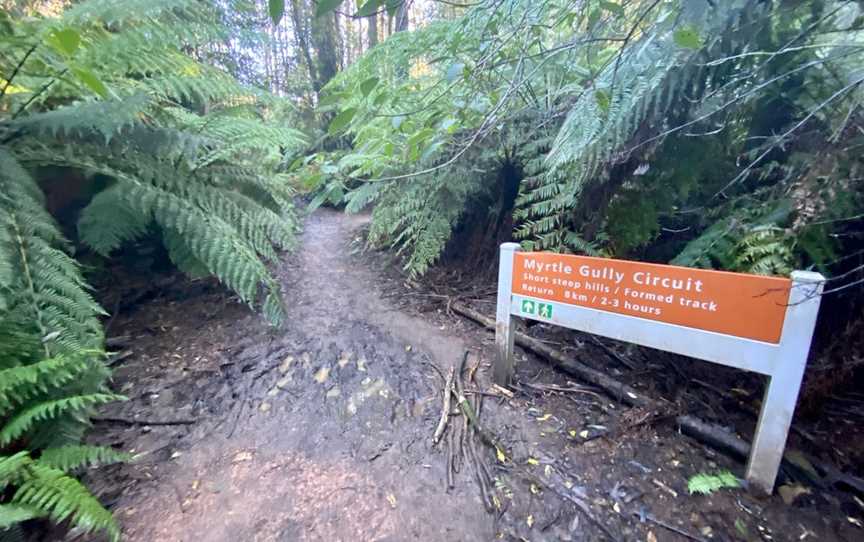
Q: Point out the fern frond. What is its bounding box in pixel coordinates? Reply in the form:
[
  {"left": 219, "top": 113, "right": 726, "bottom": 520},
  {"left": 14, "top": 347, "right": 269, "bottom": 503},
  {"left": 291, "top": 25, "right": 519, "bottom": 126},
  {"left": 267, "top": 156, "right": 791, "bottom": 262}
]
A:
[
  {"left": 0, "top": 453, "right": 32, "bottom": 489},
  {"left": 0, "top": 394, "right": 123, "bottom": 448},
  {"left": 77, "top": 185, "right": 151, "bottom": 256},
  {"left": 14, "top": 94, "right": 152, "bottom": 144},
  {"left": 0, "top": 148, "right": 104, "bottom": 354},
  {"left": 688, "top": 471, "right": 741, "bottom": 495},
  {"left": 0, "top": 356, "right": 95, "bottom": 417},
  {"left": 13, "top": 461, "right": 119, "bottom": 542},
  {"left": 0, "top": 504, "right": 42, "bottom": 530},
  {"left": 39, "top": 446, "right": 130, "bottom": 472}
]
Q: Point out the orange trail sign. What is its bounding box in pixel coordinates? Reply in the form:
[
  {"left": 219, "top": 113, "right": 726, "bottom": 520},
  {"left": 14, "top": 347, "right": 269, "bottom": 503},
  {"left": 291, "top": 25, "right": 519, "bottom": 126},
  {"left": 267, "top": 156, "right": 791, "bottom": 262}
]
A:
[
  {"left": 512, "top": 251, "right": 791, "bottom": 343},
  {"left": 493, "top": 243, "right": 823, "bottom": 496}
]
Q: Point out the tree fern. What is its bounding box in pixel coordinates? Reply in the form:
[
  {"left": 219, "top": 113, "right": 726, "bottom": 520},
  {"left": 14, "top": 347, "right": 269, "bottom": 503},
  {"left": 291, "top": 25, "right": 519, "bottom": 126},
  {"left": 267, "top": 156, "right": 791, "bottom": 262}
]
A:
[
  {"left": 5, "top": 456, "right": 120, "bottom": 542},
  {"left": 3, "top": 0, "right": 306, "bottom": 323},
  {"left": 1, "top": 1, "right": 308, "bottom": 537},
  {"left": 39, "top": 445, "right": 130, "bottom": 472},
  {"left": 0, "top": 148, "right": 104, "bottom": 355},
  {"left": 0, "top": 394, "right": 123, "bottom": 448}
]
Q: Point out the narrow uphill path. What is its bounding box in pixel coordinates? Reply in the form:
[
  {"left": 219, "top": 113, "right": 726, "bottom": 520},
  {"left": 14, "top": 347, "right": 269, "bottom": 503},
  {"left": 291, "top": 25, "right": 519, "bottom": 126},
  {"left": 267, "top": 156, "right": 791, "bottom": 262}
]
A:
[
  {"left": 85, "top": 209, "right": 856, "bottom": 542},
  {"left": 89, "top": 210, "right": 492, "bottom": 541}
]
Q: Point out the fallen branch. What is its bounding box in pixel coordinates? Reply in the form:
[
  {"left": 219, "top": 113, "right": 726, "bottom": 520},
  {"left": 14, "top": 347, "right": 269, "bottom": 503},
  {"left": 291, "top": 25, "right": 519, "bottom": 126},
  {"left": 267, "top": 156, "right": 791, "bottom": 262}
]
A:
[
  {"left": 451, "top": 301, "right": 864, "bottom": 496},
  {"left": 451, "top": 302, "right": 653, "bottom": 407},
  {"left": 632, "top": 509, "right": 706, "bottom": 542},
  {"left": 433, "top": 365, "right": 455, "bottom": 445},
  {"left": 105, "top": 335, "right": 133, "bottom": 349},
  {"left": 452, "top": 352, "right": 494, "bottom": 447},
  {"left": 512, "top": 464, "right": 619, "bottom": 542},
  {"left": 106, "top": 350, "right": 134, "bottom": 368}
]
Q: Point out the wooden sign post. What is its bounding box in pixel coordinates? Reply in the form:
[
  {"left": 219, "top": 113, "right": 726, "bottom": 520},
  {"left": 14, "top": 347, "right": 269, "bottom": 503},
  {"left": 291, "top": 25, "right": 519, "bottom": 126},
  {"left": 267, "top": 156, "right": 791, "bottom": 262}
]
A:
[{"left": 494, "top": 242, "right": 823, "bottom": 494}]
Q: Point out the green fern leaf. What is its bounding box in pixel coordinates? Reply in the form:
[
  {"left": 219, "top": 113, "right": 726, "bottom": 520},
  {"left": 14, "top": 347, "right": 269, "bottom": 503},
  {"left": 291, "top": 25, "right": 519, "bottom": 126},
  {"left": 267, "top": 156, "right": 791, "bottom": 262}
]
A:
[
  {"left": 688, "top": 471, "right": 741, "bottom": 495},
  {"left": 39, "top": 446, "right": 130, "bottom": 472},
  {"left": 0, "top": 394, "right": 123, "bottom": 447}
]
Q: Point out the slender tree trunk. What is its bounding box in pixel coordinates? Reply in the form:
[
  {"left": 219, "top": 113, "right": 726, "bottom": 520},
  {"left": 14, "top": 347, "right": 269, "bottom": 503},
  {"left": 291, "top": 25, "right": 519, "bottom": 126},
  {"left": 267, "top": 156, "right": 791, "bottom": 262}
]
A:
[
  {"left": 290, "top": 0, "right": 317, "bottom": 90},
  {"left": 394, "top": 0, "right": 409, "bottom": 33},
  {"left": 310, "top": 11, "right": 340, "bottom": 92},
  {"left": 367, "top": 11, "right": 378, "bottom": 48}
]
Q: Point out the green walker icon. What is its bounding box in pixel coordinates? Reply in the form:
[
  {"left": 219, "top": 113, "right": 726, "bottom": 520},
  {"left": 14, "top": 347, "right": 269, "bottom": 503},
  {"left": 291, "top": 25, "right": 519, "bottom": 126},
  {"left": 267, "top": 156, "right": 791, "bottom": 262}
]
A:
[{"left": 521, "top": 300, "right": 553, "bottom": 319}]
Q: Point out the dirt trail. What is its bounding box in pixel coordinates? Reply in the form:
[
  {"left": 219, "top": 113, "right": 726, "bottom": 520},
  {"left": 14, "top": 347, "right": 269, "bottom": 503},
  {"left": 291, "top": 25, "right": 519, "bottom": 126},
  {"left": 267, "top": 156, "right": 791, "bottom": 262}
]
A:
[
  {"left": 87, "top": 210, "right": 859, "bottom": 542},
  {"left": 95, "top": 210, "right": 491, "bottom": 541}
]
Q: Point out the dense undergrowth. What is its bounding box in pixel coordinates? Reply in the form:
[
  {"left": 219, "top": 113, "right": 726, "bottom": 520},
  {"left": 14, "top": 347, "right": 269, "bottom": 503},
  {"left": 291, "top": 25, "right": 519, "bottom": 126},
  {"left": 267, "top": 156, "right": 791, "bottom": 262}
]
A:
[
  {"left": 311, "top": 0, "right": 863, "bottom": 281},
  {"left": 1, "top": 0, "right": 304, "bottom": 538},
  {"left": 306, "top": 0, "right": 864, "bottom": 398}
]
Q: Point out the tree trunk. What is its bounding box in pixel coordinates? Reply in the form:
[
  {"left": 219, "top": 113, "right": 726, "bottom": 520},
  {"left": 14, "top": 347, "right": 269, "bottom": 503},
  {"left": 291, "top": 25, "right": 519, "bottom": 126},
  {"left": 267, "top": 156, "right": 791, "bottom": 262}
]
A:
[
  {"left": 394, "top": 0, "right": 409, "bottom": 33},
  {"left": 367, "top": 11, "right": 378, "bottom": 48},
  {"left": 290, "top": 0, "right": 317, "bottom": 91},
  {"left": 310, "top": 11, "right": 340, "bottom": 92}
]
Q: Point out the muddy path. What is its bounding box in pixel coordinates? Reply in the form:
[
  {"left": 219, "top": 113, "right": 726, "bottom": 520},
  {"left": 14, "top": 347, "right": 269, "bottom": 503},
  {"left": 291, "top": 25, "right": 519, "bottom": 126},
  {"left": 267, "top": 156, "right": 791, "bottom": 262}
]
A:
[{"left": 85, "top": 210, "right": 860, "bottom": 542}]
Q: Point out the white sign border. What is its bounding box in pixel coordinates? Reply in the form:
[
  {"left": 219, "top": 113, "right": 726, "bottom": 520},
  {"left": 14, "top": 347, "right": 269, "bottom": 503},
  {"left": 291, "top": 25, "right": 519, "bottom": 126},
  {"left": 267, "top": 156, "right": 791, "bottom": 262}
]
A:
[{"left": 493, "top": 242, "right": 823, "bottom": 495}]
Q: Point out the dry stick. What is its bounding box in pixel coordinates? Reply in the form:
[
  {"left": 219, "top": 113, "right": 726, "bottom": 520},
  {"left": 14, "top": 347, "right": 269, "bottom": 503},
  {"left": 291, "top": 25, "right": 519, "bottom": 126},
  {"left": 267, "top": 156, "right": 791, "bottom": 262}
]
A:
[
  {"left": 453, "top": 405, "right": 464, "bottom": 475},
  {"left": 446, "top": 422, "right": 456, "bottom": 490},
  {"left": 451, "top": 301, "right": 864, "bottom": 496},
  {"left": 454, "top": 386, "right": 499, "bottom": 451},
  {"left": 433, "top": 365, "right": 455, "bottom": 444},
  {"left": 514, "top": 465, "right": 620, "bottom": 542},
  {"left": 106, "top": 350, "right": 134, "bottom": 368},
  {"left": 456, "top": 351, "right": 496, "bottom": 511},
  {"left": 91, "top": 416, "right": 196, "bottom": 426},
  {"left": 632, "top": 511, "right": 706, "bottom": 542},
  {"left": 454, "top": 349, "right": 503, "bottom": 452},
  {"left": 590, "top": 336, "right": 637, "bottom": 371}
]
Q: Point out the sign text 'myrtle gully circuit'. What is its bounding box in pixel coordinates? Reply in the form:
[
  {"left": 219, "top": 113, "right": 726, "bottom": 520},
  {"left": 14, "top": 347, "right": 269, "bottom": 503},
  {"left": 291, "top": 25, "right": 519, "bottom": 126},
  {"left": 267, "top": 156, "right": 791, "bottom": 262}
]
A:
[{"left": 493, "top": 243, "right": 823, "bottom": 495}]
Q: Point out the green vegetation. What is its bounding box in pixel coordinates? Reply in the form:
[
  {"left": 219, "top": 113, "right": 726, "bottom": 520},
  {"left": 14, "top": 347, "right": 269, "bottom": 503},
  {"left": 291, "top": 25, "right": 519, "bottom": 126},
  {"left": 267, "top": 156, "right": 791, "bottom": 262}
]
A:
[
  {"left": 688, "top": 471, "right": 742, "bottom": 495},
  {"left": 2, "top": 0, "right": 863, "bottom": 537},
  {"left": 1, "top": 0, "right": 303, "bottom": 537},
  {"left": 309, "top": 0, "right": 863, "bottom": 281}
]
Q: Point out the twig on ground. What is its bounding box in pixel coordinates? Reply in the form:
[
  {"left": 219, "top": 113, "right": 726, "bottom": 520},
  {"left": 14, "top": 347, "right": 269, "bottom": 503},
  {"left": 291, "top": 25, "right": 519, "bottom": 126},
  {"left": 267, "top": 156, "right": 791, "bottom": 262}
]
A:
[
  {"left": 591, "top": 336, "right": 637, "bottom": 370},
  {"left": 227, "top": 397, "right": 247, "bottom": 438},
  {"left": 513, "top": 465, "right": 619, "bottom": 542},
  {"left": 491, "top": 383, "right": 514, "bottom": 398},
  {"left": 633, "top": 509, "right": 707, "bottom": 542},
  {"left": 446, "top": 421, "right": 456, "bottom": 490},
  {"left": 520, "top": 381, "right": 605, "bottom": 400},
  {"left": 433, "top": 365, "right": 455, "bottom": 444},
  {"left": 107, "top": 350, "right": 134, "bottom": 367},
  {"left": 92, "top": 416, "right": 197, "bottom": 426}
]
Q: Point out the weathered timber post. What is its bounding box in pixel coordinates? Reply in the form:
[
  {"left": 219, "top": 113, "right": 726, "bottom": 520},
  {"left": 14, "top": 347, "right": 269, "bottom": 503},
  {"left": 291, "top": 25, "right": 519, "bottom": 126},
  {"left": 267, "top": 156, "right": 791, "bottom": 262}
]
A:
[
  {"left": 746, "top": 271, "right": 823, "bottom": 494},
  {"left": 493, "top": 243, "right": 520, "bottom": 385}
]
